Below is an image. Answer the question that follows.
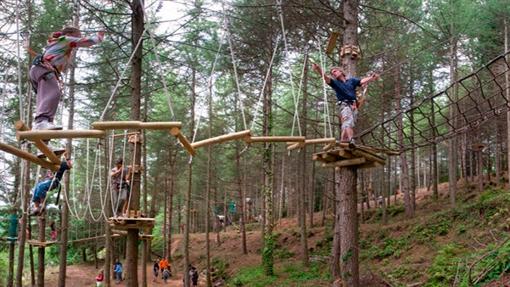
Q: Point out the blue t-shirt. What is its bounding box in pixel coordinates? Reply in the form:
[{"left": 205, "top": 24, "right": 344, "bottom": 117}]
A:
[{"left": 328, "top": 77, "right": 361, "bottom": 103}]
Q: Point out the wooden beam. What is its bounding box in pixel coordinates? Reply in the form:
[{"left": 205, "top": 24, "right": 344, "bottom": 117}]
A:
[
  {"left": 190, "top": 130, "right": 251, "bottom": 149},
  {"left": 287, "top": 142, "right": 304, "bottom": 151},
  {"left": 15, "top": 121, "right": 61, "bottom": 165},
  {"left": 305, "top": 137, "right": 337, "bottom": 145},
  {"left": 351, "top": 149, "right": 385, "bottom": 165},
  {"left": 0, "top": 141, "right": 59, "bottom": 171},
  {"left": 139, "top": 122, "right": 182, "bottom": 130},
  {"left": 27, "top": 240, "right": 58, "bottom": 247},
  {"left": 246, "top": 136, "right": 306, "bottom": 143},
  {"left": 322, "top": 157, "right": 366, "bottom": 168},
  {"left": 91, "top": 121, "right": 142, "bottom": 130},
  {"left": 169, "top": 128, "right": 196, "bottom": 156},
  {"left": 17, "top": 129, "right": 106, "bottom": 141},
  {"left": 69, "top": 234, "right": 122, "bottom": 244},
  {"left": 92, "top": 121, "right": 182, "bottom": 130},
  {"left": 326, "top": 31, "right": 340, "bottom": 55}
]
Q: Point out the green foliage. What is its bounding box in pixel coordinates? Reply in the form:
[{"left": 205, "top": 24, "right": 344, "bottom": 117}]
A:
[
  {"left": 281, "top": 262, "right": 331, "bottom": 283},
  {"left": 262, "top": 233, "right": 276, "bottom": 276},
  {"left": 411, "top": 215, "right": 451, "bottom": 243},
  {"left": 228, "top": 265, "right": 277, "bottom": 287},
  {"left": 212, "top": 257, "right": 229, "bottom": 280},
  {"left": 273, "top": 247, "right": 294, "bottom": 260},
  {"left": 0, "top": 251, "right": 8, "bottom": 282},
  {"left": 363, "top": 237, "right": 409, "bottom": 260},
  {"left": 425, "top": 244, "right": 463, "bottom": 287}
]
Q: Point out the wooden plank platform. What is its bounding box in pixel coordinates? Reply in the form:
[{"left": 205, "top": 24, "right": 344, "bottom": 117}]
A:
[
  {"left": 27, "top": 240, "right": 58, "bottom": 247},
  {"left": 312, "top": 142, "right": 386, "bottom": 169},
  {"left": 108, "top": 217, "right": 155, "bottom": 230}
]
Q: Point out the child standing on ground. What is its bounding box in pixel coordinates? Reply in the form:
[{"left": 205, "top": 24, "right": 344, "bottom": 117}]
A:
[
  {"left": 95, "top": 270, "right": 104, "bottom": 287},
  {"left": 153, "top": 258, "right": 160, "bottom": 282}
]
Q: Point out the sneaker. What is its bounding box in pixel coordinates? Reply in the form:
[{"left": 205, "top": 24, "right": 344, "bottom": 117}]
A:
[
  {"left": 33, "top": 120, "right": 62, "bottom": 130},
  {"left": 348, "top": 139, "right": 356, "bottom": 148}
]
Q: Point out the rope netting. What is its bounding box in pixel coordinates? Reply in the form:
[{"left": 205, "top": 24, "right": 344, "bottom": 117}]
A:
[{"left": 358, "top": 51, "right": 510, "bottom": 154}]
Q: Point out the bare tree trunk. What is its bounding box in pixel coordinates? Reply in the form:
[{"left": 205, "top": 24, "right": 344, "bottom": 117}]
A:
[
  {"left": 37, "top": 216, "right": 46, "bottom": 287},
  {"left": 336, "top": 1, "right": 361, "bottom": 285},
  {"left": 448, "top": 35, "right": 458, "bottom": 207},
  {"left": 235, "top": 148, "right": 247, "bottom": 254},
  {"left": 125, "top": 1, "right": 144, "bottom": 285},
  {"left": 183, "top": 65, "right": 197, "bottom": 287},
  {"left": 58, "top": 2, "right": 79, "bottom": 286},
  {"left": 15, "top": 0, "right": 33, "bottom": 283},
  {"left": 505, "top": 19, "right": 510, "bottom": 187},
  {"left": 331, "top": 169, "right": 341, "bottom": 278},
  {"left": 338, "top": 167, "right": 359, "bottom": 286},
  {"left": 299, "top": 55, "right": 309, "bottom": 266},
  {"left": 204, "top": 72, "right": 213, "bottom": 287},
  {"left": 395, "top": 64, "right": 413, "bottom": 217}
]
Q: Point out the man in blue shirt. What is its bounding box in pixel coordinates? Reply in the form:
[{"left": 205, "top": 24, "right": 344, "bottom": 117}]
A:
[{"left": 312, "top": 63, "right": 379, "bottom": 143}]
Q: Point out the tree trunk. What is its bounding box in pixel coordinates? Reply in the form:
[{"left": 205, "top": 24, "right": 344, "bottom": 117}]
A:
[
  {"left": 261, "top": 51, "right": 274, "bottom": 276},
  {"left": 125, "top": 1, "right": 144, "bottom": 285},
  {"left": 505, "top": 19, "right": 510, "bottom": 187},
  {"left": 337, "top": 1, "right": 361, "bottom": 285},
  {"left": 183, "top": 64, "right": 197, "bottom": 287},
  {"left": 448, "top": 35, "right": 458, "bottom": 207},
  {"left": 299, "top": 55, "right": 309, "bottom": 266},
  {"left": 235, "top": 147, "right": 247, "bottom": 254},
  {"left": 331, "top": 170, "right": 341, "bottom": 278},
  {"left": 37, "top": 216, "right": 46, "bottom": 287},
  {"left": 395, "top": 64, "right": 413, "bottom": 217},
  {"left": 338, "top": 167, "right": 359, "bottom": 286},
  {"left": 205, "top": 69, "right": 213, "bottom": 287}
]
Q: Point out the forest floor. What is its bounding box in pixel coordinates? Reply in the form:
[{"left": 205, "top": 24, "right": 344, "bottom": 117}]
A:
[{"left": 43, "top": 175, "right": 510, "bottom": 286}]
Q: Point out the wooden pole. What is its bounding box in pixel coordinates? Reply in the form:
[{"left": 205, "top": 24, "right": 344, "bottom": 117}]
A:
[
  {"left": 91, "top": 121, "right": 181, "bottom": 130},
  {"left": 247, "top": 136, "right": 305, "bottom": 143},
  {"left": 17, "top": 129, "right": 106, "bottom": 141},
  {"left": 0, "top": 142, "right": 59, "bottom": 171},
  {"left": 170, "top": 128, "right": 196, "bottom": 156},
  {"left": 15, "top": 121, "right": 61, "bottom": 165},
  {"left": 190, "top": 130, "right": 251, "bottom": 149}
]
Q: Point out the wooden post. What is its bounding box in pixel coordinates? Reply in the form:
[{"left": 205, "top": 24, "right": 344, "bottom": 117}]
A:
[
  {"left": 170, "top": 128, "right": 196, "bottom": 156},
  {"left": 0, "top": 141, "right": 59, "bottom": 171},
  {"left": 37, "top": 216, "right": 46, "bottom": 287},
  {"left": 15, "top": 121, "right": 61, "bottom": 165}
]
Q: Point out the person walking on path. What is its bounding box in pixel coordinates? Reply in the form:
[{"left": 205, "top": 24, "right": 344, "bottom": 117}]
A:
[{"left": 153, "top": 258, "right": 160, "bottom": 282}]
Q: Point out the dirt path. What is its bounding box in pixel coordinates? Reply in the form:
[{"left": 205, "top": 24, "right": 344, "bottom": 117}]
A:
[{"left": 45, "top": 262, "right": 183, "bottom": 286}]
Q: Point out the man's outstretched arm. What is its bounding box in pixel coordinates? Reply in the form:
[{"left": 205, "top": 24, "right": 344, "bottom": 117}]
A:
[
  {"left": 360, "top": 73, "right": 379, "bottom": 86},
  {"left": 311, "top": 63, "right": 332, "bottom": 84}
]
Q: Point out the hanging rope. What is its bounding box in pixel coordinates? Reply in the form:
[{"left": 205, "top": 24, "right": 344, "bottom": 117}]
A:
[
  {"left": 249, "top": 36, "right": 280, "bottom": 132},
  {"left": 224, "top": 16, "right": 248, "bottom": 130},
  {"left": 15, "top": 0, "right": 24, "bottom": 122},
  {"left": 317, "top": 39, "right": 333, "bottom": 138},
  {"left": 143, "top": 0, "right": 175, "bottom": 119},
  {"left": 276, "top": 0, "right": 302, "bottom": 137},
  {"left": 99, "top": 26, "right": 148, "bottom": 121}
]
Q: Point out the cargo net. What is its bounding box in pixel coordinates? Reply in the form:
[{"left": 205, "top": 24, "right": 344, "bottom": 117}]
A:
[{"left": 358, "top": 51, "right": 510, "bottom": 154}]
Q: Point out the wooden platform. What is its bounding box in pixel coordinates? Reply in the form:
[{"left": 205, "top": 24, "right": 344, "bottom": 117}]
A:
[
  {"left": 312, "top": 142, "right": 386, "bottom": 168},
  {"left": 108, "top": 216, "right": 155, "bottom": 230},
  {"left": 27, "top": 240, "right": 59, "bottom": 247}
]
